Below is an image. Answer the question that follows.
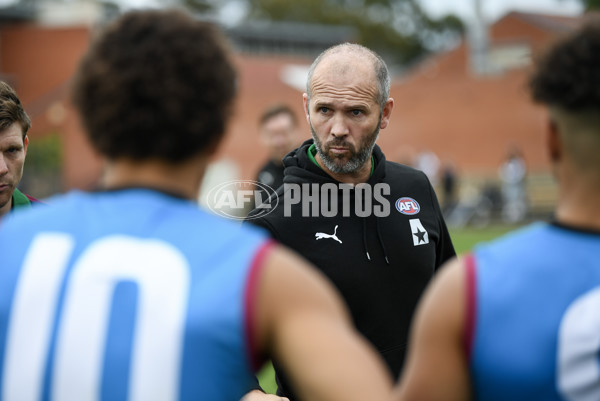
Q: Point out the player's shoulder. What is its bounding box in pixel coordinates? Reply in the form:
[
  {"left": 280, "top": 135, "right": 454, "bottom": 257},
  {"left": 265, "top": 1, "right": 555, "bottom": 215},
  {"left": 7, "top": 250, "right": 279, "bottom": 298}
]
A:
[
  {"left": 477, "top": 222, "right": 548, "bottom": 250},
  {"left": 472, "top": 222, "right": 551, "bottom": 267},
  {"left": 0, "top": 191, "right": 86, "bottom": 245},
  {"left": 3, "top": 191, "right": 82, "bottom": 224},
  {"left": 1, "top": 188, "right": 270, "bottom": 249}
]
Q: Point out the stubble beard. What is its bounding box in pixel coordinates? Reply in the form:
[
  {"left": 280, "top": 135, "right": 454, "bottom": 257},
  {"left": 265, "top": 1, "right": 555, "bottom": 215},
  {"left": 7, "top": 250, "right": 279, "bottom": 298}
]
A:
[{"left": 310, "top": 119, "right": 380, "bottom": 174}]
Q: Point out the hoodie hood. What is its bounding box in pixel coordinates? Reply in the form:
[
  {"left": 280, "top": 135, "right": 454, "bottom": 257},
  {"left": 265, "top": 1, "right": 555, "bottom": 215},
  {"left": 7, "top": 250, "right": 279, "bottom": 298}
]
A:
[{"left": 282, "top": 139, "right": 387, "bottom": 185}]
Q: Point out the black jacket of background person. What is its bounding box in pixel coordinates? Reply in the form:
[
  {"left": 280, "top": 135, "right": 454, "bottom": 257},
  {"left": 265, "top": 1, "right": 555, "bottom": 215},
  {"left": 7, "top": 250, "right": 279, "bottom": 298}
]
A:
[
  {"left": 256, "top": 159, "right": 285, "bottom": 192},
  {"left": 250, "top": 159, "right": 285, "bottom": 212},
  {"left": 246, "top": 139, "right": 456, "bottom": 400}
]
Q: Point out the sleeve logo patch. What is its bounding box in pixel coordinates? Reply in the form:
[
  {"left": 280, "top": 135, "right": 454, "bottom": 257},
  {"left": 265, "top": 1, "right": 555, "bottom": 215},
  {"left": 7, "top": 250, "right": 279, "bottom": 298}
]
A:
[
  {"left": 395, "top": 197, "right": 420, "bottom": 215},
  {"left": 409, "top": 218, "right": 429, "bottom": 246}
]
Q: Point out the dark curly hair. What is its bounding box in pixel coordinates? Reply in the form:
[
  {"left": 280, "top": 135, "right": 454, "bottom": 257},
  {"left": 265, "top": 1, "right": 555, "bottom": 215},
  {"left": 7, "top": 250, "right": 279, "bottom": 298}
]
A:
[
  {"left": 0, "top": 81, "right": 30, "bottom": 139},
  {"left": 72, "top": 9, "right": 237, "bottom": 162},
  {"left": 529, "top": 17, "right": 600, "bottom": 111}
]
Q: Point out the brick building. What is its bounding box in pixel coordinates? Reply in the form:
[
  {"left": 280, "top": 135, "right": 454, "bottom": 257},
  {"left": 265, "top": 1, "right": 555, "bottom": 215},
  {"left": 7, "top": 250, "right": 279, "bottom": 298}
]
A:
[{"left": 0, "top": 8, "right": 587, "bottom": 214}]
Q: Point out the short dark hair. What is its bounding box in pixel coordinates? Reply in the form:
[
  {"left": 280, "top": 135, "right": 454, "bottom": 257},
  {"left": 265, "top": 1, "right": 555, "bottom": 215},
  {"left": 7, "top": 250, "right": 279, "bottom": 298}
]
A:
[
  {"left": 529, "top": 17, "right": 600, "bottom": 111},
  {"left": 0, "top": 81, "right": 31, "bottom": 139},
  {"left": 72, "top": 9, "right": 237, "bottom": 162},
  {"left": 259, "top": 104, "right": 297, "bottom": 127}
]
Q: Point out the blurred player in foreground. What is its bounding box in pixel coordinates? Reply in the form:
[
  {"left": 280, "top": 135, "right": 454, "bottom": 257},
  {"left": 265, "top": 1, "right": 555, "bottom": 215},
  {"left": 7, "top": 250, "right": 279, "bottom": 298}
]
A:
[
  {"left": 394, "top": 17, "right": 600, "bottom": 401},
  {"left": 0, "top": 9, "right": 394, "bottom": 401}
]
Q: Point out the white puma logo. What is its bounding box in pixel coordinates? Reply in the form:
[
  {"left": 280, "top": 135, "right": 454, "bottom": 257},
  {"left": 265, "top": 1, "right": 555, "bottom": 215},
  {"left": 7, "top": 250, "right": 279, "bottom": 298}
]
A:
[{"left": 315, "top": 225, "right": 342, "bottom": 244}]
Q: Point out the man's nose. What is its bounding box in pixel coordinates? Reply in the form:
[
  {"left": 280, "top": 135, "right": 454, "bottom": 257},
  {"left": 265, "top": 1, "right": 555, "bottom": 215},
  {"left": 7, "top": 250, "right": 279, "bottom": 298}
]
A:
[
  {"left": 0, "top": 155, "right": 8, "bottom": 176},
  {"left": 330, "top": 114, "right": 349, "bottom": 138}
]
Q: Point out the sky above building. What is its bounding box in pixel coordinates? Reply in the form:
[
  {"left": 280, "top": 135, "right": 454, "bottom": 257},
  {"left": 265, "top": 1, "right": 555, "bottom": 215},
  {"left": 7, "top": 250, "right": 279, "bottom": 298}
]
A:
[
  {"left": 420, "top": 0, "right": 583, "bottom": 23},
  {"left": 0, "top": 0, "right": 584, "bottom": 26}
]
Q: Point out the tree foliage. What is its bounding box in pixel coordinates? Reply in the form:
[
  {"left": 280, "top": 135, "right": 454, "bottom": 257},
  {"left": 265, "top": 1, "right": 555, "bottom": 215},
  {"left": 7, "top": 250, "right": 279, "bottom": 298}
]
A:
[
  {"left": 242, "top": 0, "right": 465, "bottom": 66},
  {"left": 578, "top": 0, "right": 600, "bottom": 11},
  {"left": 182, "top": 0, "right": 216, "bottom": 13}
]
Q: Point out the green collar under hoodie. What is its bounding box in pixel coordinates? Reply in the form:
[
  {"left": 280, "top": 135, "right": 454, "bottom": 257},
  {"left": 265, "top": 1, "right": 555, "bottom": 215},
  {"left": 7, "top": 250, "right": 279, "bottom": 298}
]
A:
[{"left": 12, "top": 188, "right": 32, "bottom": 210}]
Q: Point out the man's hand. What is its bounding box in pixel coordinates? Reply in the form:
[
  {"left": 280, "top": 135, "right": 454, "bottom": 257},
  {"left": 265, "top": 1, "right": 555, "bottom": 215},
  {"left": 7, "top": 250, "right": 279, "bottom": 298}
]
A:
[{"left": 240, "top": 389, "right": 289, "bottom": 401}]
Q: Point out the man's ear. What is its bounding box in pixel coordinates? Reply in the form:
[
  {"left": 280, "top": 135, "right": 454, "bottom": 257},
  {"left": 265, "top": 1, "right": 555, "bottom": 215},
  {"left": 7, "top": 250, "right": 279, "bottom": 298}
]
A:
[
  {"left": 379, "top": 98, "right": 394, "bottom": 130},
  {"left": 23, "top": 135, "right": 29, "bottom": 157},
  {"left": 302, "top": 93, "right": 310, "bottom": 124},
  {"left": 547, "top": 118, "right": 561, "bottom": 163}
]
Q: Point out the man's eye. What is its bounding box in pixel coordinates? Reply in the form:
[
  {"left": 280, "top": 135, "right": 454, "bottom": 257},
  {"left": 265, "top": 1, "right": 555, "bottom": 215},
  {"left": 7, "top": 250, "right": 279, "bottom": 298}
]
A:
[
  {"left": 319, "top": 107, "right": 329, "bottom": 113},
  {"left": 351, "top": 110, "right": 362, "bottom": 116}
]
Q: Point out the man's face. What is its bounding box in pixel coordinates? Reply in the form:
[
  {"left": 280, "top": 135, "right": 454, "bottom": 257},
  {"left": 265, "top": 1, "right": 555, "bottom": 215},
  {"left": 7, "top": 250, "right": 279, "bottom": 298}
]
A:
[
  {"left": 309, "top": 114, "right": 380, "bottom": 175},
  {"left": 261, "top": 113, "right": 298, "bottom": 164},
  {"left": 303, "top": 54, "right": 392, "bottom": 175},
  {"left": 0, "top": 122, "right": 28, "bottom": 215}
]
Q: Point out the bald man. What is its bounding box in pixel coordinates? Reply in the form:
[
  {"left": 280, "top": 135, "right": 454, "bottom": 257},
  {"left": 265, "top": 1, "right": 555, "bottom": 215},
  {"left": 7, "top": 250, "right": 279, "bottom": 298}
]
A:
[{"left": 246, "top": 43, "right": 455, "bottom": 400}]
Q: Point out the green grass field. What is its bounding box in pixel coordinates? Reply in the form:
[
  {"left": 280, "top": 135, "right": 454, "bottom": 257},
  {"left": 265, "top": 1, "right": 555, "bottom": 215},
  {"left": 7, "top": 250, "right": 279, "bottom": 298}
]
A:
[
  {"left": 448, "top": 224, "right": 523, "bottom": 254},
  {"left": 255, "top": 223, "right": 526, "bottom": 393}
]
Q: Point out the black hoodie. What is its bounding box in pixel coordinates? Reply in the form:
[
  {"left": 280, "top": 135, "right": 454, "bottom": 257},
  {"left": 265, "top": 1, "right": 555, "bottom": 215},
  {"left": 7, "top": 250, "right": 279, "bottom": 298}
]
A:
[{"left": 247, "top": 139, "right": 456, "bottom": 399}]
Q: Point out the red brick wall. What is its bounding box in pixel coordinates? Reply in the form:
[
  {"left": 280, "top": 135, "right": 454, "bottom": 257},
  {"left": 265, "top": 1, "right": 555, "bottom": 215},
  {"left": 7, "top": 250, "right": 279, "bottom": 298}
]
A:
[{"left": 0, "top": 13, "right": 581, "bottom": 194}]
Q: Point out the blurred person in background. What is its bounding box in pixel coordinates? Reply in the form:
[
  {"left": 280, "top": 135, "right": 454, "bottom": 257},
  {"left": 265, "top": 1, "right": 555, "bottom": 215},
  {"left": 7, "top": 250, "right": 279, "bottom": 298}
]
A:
[
  {"left": 395, "top": 17, "right": 600, "bottom": 401},
  {"left": 0, "top": 80, "right": 38, "bottom": 219},
  {"left": 255, "top": 104, "right": 301, "bottom": 193},
  {"left": 415, "top": 148, "right": 440, "bottom": 187},
  {"left": 440, "top": 160, "right": 459, "bottom": 217},
  {"left": 250, "top": 104, "right": 301, "bottom": 213},
  {"left": 499, "top": 144, "right": 528, "bottom": 223},
  {"left": 0, "top": 10, "right": 396, "bottom": 401}
]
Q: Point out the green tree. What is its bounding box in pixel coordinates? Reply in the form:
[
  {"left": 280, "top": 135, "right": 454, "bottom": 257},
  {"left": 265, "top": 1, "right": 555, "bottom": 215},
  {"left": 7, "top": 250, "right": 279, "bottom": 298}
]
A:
[
  {"left": 181, "top": 0, "right": 216, "bottom": 13},
  {"left": 243, "top": 0, "right": 464, "bottom": 65},
  {"left": 582, "top": 0, "right": 600, "bottom": 10}
]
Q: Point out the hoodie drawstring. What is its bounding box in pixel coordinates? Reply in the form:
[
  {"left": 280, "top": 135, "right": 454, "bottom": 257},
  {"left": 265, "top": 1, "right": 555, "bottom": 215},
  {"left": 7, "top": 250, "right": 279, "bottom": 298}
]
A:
[
  {"left": 375, "top": 217, "right": 390, "bottom": 265},
  {"left": 362, "top": 217, "right": 390, "bottom": 265},
  {"left": 362, "top": 217, "right": 371, "bottom": 261}
]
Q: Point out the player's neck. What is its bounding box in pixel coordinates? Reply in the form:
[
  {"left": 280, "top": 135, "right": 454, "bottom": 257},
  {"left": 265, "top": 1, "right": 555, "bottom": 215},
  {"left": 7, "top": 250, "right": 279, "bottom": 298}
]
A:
[
  {"left": 555, "top": 176, "right": 600, "bottom": 230},
  {"left": 101, "top": 157, "right": 207, "bottom": 201}
]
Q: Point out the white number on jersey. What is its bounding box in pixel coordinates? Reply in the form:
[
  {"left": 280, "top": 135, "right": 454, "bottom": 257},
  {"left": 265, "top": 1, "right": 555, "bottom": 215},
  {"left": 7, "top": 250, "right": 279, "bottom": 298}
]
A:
[
  {"left": 557, "top": 286, "right": 600, "bottom": 401},
  {"left": 2, "top": 233, "right": 190, "bottom": 401}
]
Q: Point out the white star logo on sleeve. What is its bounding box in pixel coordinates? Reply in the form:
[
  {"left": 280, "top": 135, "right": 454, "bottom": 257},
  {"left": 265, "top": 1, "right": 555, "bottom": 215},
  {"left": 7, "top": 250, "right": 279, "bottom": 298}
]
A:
[{"left": 409, "top": 219, "right": 429, "bottom": 246}]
